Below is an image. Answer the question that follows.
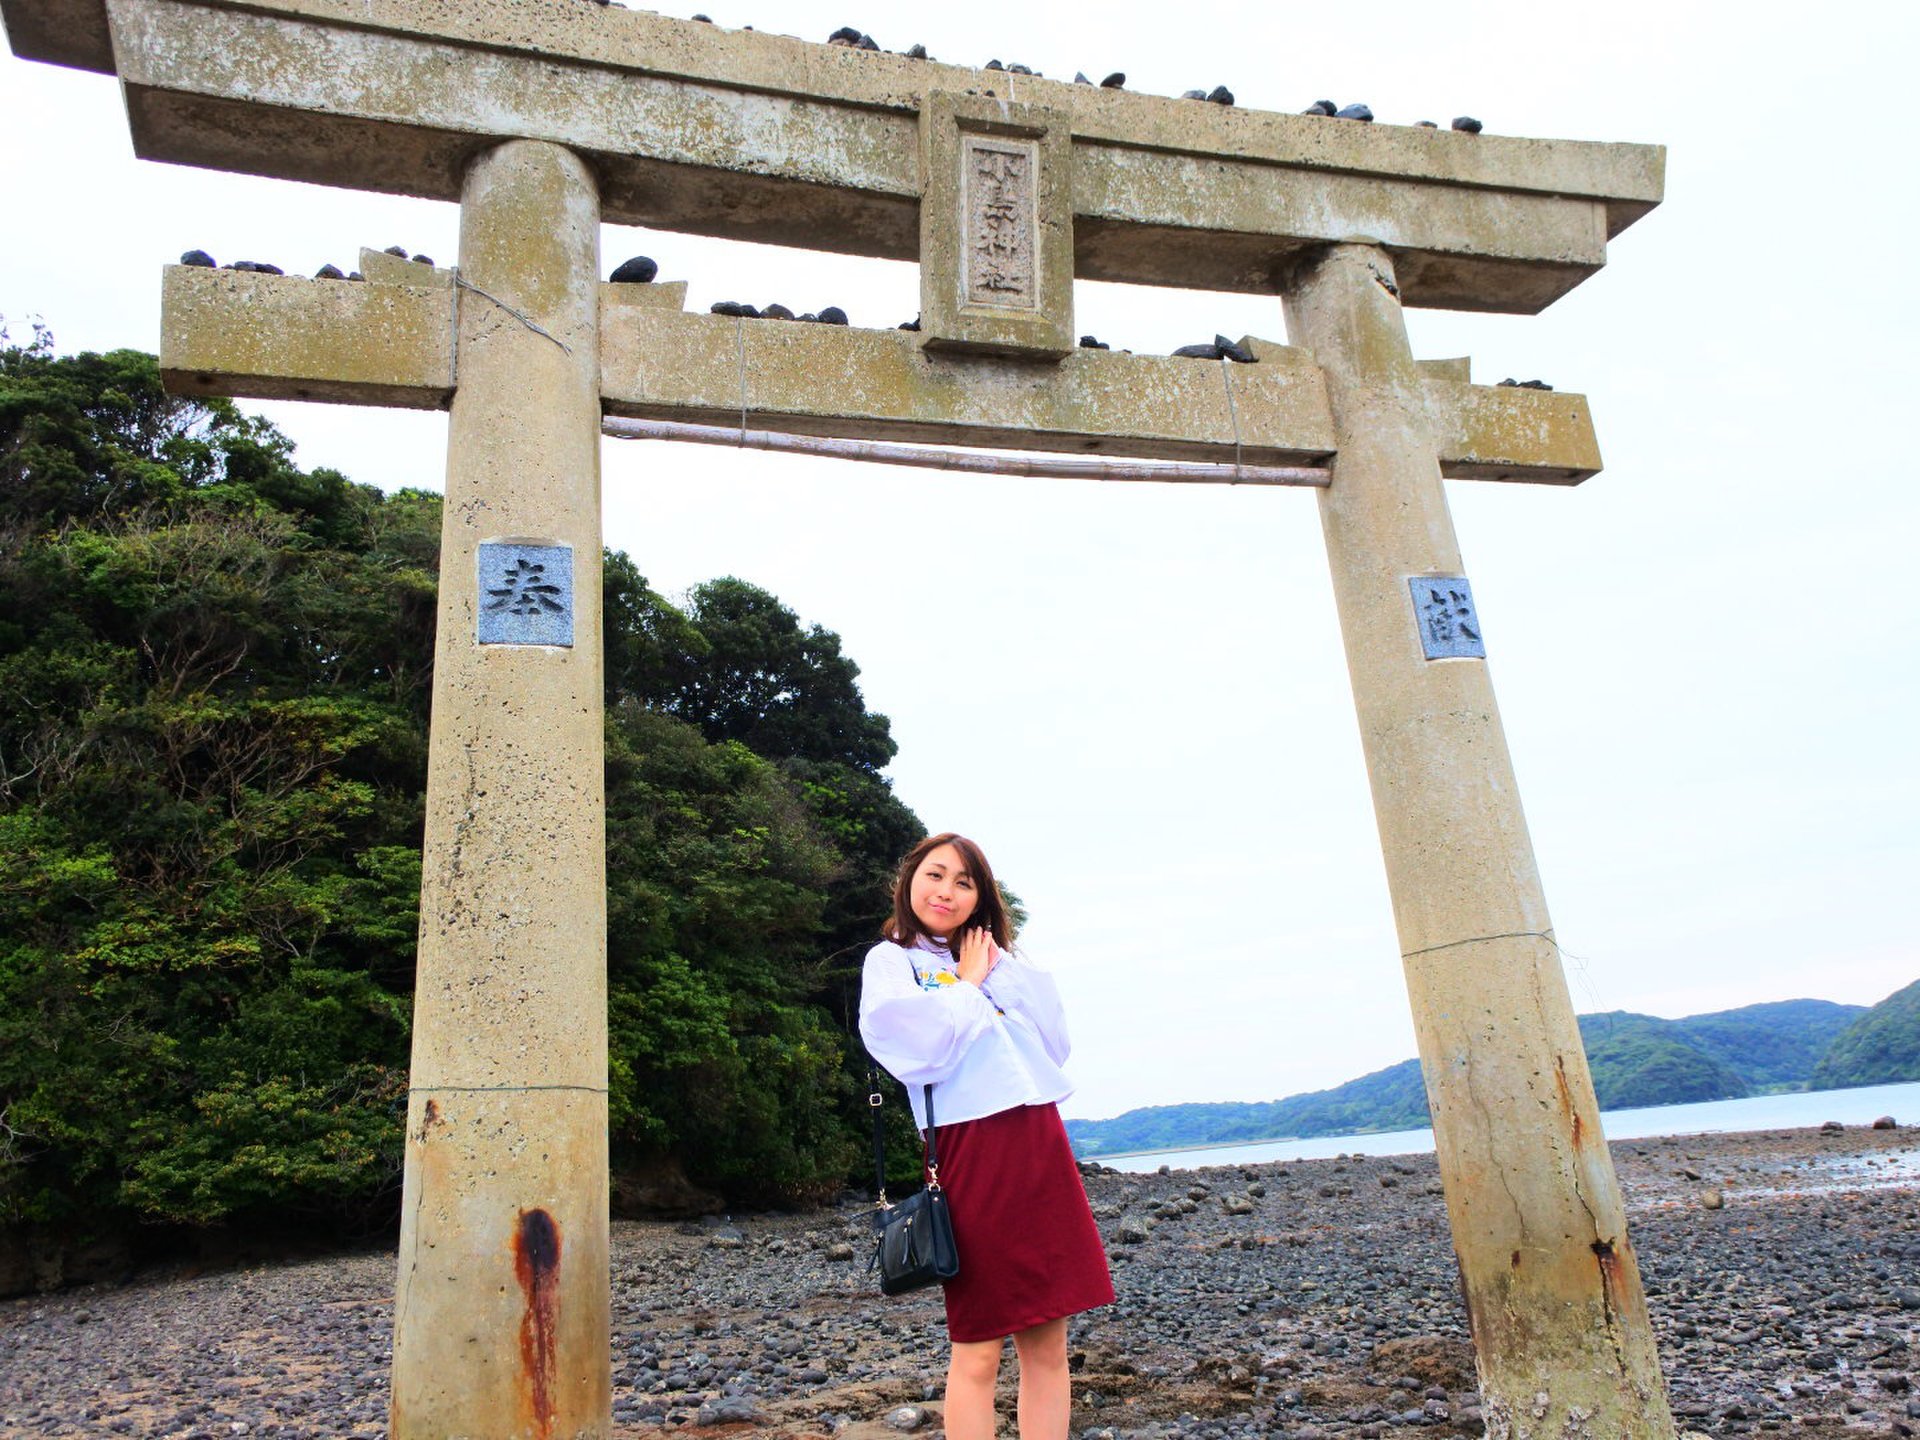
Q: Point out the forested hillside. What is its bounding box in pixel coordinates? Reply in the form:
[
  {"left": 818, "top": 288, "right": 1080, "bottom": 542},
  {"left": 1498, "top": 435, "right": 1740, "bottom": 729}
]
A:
[
  {"left": 1066, "top": 994, "right": 1903, "bottom": 1157},
  {"left": 0, "top": 330, "right": 922, "bottom": 1281},
  {"left": 1812, "top": 980, "right": 1920, "bottom": 1089}
]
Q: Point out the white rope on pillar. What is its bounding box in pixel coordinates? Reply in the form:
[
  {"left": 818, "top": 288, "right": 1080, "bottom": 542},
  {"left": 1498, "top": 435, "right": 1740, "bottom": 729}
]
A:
[{"left": 600, "top": 416, "right": 1331, "bottom": 488}]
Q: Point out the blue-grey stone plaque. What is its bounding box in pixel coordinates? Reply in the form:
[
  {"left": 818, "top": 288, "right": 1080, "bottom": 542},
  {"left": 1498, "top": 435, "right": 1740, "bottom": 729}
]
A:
[
  {"left": 1409, "top": 576, "right": 1485, "bottom": 660},
  {"left": 477, "top": 542, "right": 574, "bottom": 647}
]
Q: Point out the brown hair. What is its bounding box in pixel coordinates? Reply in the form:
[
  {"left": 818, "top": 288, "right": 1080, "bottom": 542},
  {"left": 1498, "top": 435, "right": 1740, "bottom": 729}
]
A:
[{"left": 883, "top": 832, "right": 1013, "bottom": 951}]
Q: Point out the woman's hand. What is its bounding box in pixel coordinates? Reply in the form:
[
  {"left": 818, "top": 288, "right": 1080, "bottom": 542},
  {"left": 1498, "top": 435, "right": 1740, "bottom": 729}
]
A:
[{"left": 955, "top": 926, "right": 1000, "bottom": 987}]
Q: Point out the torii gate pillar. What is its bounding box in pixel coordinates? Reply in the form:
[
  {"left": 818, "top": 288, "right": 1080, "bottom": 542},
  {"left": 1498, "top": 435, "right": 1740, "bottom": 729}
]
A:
[
  {"left": 1287, "top": 243, "right": 1673, "bottom": 1434},
  {"left": 393, "top": 139, "right": 611, "bottom": 1440}
]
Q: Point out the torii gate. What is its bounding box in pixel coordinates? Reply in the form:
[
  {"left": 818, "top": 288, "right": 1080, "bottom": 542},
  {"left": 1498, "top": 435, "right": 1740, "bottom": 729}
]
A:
[{"left": 5, "top": 3, "right": 1673, "bottom": 1436}]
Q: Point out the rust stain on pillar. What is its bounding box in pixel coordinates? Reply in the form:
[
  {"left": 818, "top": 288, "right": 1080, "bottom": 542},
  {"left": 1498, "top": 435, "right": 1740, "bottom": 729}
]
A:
[{"left": 513, "top": 1208, "right": 563, "bottom": 1439}]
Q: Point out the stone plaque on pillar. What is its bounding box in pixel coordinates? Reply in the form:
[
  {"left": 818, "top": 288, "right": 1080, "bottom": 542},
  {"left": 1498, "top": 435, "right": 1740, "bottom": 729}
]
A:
[
  {"left": 919, "top": 92, "right": 1073, "bottom": 359},
  {"left": 478, "top": 542, "right": 575, "bottom": 647},
  {"left": 1409, "top": 576, "right": 1485, "bottom": 659}
]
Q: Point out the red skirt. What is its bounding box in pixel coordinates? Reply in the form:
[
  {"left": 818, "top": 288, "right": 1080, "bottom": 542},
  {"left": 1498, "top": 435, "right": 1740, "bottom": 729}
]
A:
[{"left": 929, "top": 1102, "right": 1115, "bottom": 1343}]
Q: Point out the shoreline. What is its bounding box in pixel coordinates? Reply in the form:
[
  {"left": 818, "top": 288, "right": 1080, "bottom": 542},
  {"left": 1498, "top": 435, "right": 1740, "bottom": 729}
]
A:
[
  {"left": 1075, "top": 1079, "right": 1920, "bottom": 1167},
  {"left": 3, "top": 1122, "right": 1917, "bottom": 1439}
]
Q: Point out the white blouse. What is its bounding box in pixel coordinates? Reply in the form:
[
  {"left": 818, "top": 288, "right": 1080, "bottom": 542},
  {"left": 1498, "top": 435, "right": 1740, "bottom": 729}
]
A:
[{"left": 858, "top": 936, "right": 1074, "bottom": 1131}]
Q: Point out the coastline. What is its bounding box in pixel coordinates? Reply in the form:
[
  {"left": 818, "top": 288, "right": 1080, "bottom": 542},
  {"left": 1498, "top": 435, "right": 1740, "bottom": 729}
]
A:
[
  {"left": 1079, "top": 1079, "right": 1920, "bottom": 1170},
  {"left": 4, "top": 1121, "right": 1917, "bottom": 1438}
]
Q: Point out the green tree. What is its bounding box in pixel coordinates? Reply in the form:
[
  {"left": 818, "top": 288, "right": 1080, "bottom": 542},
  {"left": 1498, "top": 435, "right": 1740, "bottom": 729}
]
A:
[{"left": 663, "top": 577, "right": 897, "bottom": 772}]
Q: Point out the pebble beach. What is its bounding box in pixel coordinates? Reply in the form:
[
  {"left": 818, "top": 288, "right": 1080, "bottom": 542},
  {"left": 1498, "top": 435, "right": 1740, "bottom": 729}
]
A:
[{"left": 4, "top": 1123, "right": 1917, "bottom": 1439}]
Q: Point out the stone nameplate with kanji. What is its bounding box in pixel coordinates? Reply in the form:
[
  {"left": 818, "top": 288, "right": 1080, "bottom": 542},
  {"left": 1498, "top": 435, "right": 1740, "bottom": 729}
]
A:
[
  {"left": 920, "top": 91, "right": 1072, "bottom": 358},
  {"left": 477, "top": 542, "right": 574, "bottom": 647},
  {"left": 1410, "top": 576, "right": 1485, "bottom": 660}
]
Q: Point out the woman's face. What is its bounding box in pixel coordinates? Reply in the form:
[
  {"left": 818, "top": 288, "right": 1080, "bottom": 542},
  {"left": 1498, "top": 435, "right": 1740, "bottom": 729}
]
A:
[{"left": 909, "top": 842, "right": 979, "bottom": 939}]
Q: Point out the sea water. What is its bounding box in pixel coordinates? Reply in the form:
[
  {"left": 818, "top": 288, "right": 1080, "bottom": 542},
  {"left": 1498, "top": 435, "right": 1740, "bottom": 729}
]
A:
[{"left": 1091, "top": 1079, "right": 1920, "bottom": 1173}]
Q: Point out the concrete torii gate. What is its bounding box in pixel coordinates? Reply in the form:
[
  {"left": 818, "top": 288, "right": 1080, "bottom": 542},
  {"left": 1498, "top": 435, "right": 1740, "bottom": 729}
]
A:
[{"left": 6, "top": 3, "right": 1673, "bottom": 1436}]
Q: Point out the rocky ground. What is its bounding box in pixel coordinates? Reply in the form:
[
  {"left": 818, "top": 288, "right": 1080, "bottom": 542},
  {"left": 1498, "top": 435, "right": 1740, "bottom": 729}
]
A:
[{"left": 3, "top": 1123, "right": 1917, "bottom": 1439}]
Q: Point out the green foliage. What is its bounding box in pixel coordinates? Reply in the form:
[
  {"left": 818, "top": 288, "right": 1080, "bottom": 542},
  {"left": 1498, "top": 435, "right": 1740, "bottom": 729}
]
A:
[
  {"left": 0, "top": 340, "right": 430, "bottom": 1238},
  {"left": 656, "top": 577, "right": 897, "bottom": 773},
  {"left": 604, "top": 703, "right": 857, "bottom": 1202},
  {"left": 1810, "top": 979, "right": 1920, "bottom": 1088},
  {"left": 1666, "top": 999, "right": 1863, "bottom": 1089},
  {"left": 1581, "top": 1019, "right": 1749, "bottom": 1108},
  {"left": 1, "top": 335, "right": 927, "bottom": 1256}
]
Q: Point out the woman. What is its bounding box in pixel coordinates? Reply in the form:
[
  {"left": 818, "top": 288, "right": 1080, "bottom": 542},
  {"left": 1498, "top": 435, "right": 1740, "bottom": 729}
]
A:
[{"left": 859, "top": 832, "right": 1113, "bottom": 1440}]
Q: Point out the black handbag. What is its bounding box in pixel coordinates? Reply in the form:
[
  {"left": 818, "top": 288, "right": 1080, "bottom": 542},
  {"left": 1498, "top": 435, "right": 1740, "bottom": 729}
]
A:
[{"left": 867, "top": 1067, "right": 959, "bottom": 1295}]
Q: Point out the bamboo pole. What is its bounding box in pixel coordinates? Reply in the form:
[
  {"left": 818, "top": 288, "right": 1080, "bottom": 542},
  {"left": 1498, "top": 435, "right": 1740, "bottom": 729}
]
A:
[{"left": 600, "top": 416, "right": 1331, "bottom": 487}]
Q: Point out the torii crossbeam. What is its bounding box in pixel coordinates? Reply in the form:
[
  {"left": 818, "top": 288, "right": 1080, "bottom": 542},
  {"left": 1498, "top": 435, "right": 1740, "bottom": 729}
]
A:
[{"left": 5, "top": 3, "right": 1671, "bottom": 1437}]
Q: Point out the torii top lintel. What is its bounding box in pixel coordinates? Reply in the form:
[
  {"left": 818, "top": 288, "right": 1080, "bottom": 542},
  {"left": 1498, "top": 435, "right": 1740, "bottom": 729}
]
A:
[{"left": 5, "top": 0, "right": 1663, "bottom": 314}]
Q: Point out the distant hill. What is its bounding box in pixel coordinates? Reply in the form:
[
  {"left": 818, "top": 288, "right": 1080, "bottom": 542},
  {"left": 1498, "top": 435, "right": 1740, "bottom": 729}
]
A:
[
  {"left": 1669, "top": 999, "right": 1865, "bottom": 1089},
  {"left": 1066, "top": 993, "right": 1884, "bottom": 1158},
  {"left": 1581, "top": 1017, "right": 1751, "bottom": 1108},
  {"left": 1810, "top": 980, "right": 1920, "bottom": 1089}
]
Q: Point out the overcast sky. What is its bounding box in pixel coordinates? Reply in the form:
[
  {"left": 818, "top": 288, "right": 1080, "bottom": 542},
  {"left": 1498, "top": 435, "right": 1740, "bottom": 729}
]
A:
[{"left": 3, "top": 1, "right": 1915, "bottom": 1123}]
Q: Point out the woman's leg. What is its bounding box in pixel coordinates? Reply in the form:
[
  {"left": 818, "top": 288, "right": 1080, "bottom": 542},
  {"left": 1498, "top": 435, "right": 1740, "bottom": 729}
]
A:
[
  {"left": 1010, "top": 1317, "right": 1070, "bottom": 1440},
  {"left": 944, "top": 1338, "right": 1004, "bottom": 1440}
]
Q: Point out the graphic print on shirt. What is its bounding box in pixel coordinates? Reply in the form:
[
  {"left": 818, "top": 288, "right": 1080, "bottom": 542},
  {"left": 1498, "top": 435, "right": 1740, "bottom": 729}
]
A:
[{"left": 913, "top": 961, "right": 1006, "bottom": 1016}]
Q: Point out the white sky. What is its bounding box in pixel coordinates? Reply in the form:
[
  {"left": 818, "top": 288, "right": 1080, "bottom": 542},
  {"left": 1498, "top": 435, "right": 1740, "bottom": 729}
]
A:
[{"left": 2, "top": 1, "right": 1915, "bottom": 1122}]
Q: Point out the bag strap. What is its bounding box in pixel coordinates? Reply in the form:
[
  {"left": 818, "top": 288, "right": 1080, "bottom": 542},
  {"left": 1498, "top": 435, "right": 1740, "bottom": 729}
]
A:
[
  {"left": 922, "top": 1083, "right": 940, "bottom": 1187},
  {"left": 866, "top": 1063, "right": 890, "bottom": 1205},
  {"left": 867, "top": 1069, "right": 942, "bottom": 1206},
  {"left": 869, "top": 949, "right": 945, "bottom": 1206}
]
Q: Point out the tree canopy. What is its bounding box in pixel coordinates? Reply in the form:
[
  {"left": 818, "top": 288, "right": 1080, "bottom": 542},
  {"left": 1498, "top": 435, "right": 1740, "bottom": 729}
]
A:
[{"left": 0, "top": 329, "right": 924, "bottom": 1275}]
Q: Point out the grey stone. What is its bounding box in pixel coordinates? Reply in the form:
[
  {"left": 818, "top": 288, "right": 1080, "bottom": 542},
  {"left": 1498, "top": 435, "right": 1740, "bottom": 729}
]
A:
[
  {"left": 610, "top": 255, "right": 658, "bottom": 283},
  {"left": 1452, "top": 116, "right": 1484, "bottom": 134},
  {"left": 180, "top": 249, "right": 216, "bottom": 267},
  {"left": 884, "top": 1404, "right": 929, "bottom": 1431},
  {"left": 696, "top": 1397, "right": 767, "bottom": 1426},
  {"left": 1335, "top": 104, "right": 1374, "bottom": 122}
]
